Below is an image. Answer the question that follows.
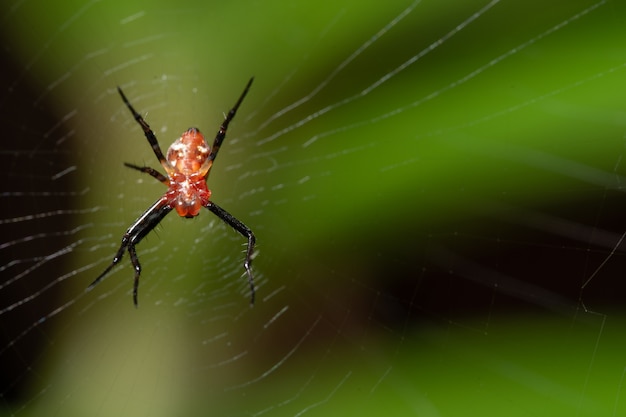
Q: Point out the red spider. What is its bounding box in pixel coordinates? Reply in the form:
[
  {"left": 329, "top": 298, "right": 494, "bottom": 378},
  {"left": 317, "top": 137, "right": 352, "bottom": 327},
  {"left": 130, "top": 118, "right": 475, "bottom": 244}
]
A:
[{"left": 88, "top": 78, "right": 256, "bottom": 306}]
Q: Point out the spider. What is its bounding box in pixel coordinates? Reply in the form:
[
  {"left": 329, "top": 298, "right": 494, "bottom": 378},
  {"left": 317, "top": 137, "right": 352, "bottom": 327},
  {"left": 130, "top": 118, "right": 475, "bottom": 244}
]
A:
[{"left": 88, "top": 78, "right": 256, "bottom": 307}]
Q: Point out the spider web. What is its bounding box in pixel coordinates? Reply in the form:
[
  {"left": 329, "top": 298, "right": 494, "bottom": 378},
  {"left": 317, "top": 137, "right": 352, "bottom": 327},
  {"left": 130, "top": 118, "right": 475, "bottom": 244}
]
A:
[{"left": 1, "top": 0, "right": 626, "bottom": 415}]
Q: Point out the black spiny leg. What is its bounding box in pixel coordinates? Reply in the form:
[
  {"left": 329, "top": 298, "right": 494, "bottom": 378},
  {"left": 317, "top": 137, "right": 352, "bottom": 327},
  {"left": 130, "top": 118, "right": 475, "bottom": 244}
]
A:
[
  {"left": 124, "top": 162, "right": 169, "bottom": 184},
  {"left": 88, "top": 198, "right": 173, "bottom": 306},
  {"left": 207, "top": 77, "right": 254, "bottom": 164},
  {"left": 206, "top": 201, "right": 256, "bottom": 305},
  {"left": 117, "top": 86, "right": 168, "bottom": 165}
]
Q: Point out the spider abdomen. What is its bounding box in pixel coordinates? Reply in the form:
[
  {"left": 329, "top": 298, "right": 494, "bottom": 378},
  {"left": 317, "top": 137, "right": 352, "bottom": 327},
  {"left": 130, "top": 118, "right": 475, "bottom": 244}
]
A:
[{"left": 166, "top": 128, "right": 211, "bottom": 176}]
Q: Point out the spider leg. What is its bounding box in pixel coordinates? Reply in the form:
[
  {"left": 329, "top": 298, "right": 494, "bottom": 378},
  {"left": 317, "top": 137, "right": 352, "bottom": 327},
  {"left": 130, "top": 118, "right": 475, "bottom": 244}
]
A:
[
  {"left": 206, "top": 201, "right": 256, "bottom": 305},
  {"left": 124, "top": 162, "right": 169, "bottom": 184},
  {"left": 128, "top": 243, "right": 141, "bottom": 306},
  {"left": 208, "top": 77, "right": 253, "bottom": 164},
  {"left": 88, "top": 198, "right": 173, "bottom": 307},
  {"left": 117, "top": 86, "right": 168, "bottom": 166}
]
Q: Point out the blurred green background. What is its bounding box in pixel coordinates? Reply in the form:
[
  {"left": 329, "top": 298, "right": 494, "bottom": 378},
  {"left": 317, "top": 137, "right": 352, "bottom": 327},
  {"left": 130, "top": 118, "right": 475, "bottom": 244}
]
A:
[{"left": 1, "top": 0, "right": 626, "bottom": 415}]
